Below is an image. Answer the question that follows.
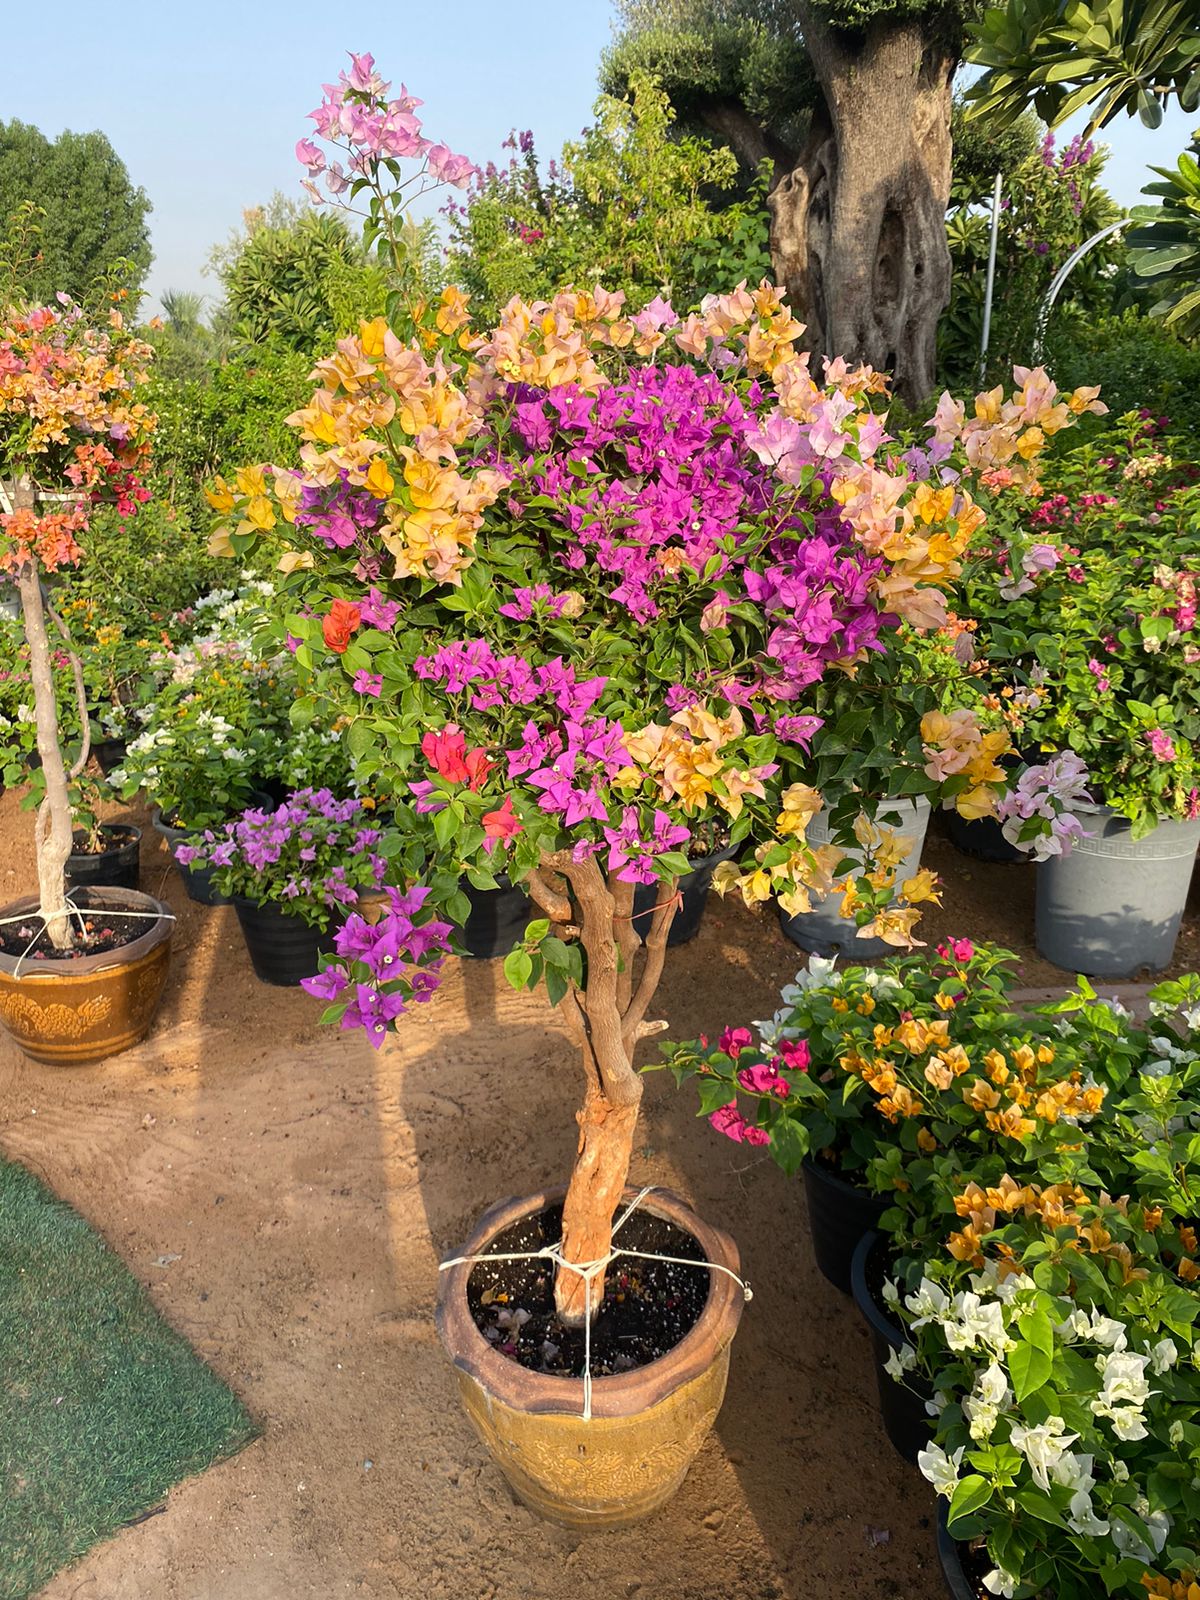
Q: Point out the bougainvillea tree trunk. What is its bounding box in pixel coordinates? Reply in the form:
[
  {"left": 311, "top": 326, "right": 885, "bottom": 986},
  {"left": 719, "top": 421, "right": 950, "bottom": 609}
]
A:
[
  {"left": 768, "top": 7, "right": 958, "bottom": 406},
  {"left": 11, "top": 477, "right": 77, "bottom": 951},
  {"left": 527, "top": 851, "right": 678, "bottom": 1327}
]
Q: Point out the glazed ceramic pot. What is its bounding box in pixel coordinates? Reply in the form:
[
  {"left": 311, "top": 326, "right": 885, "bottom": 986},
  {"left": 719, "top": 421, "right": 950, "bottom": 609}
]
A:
[
  {"left": 0, "top": 888, "right": 173, "bottom": 1065},
  {"left": 437, "top": 1186, "right": 744, "bottom": 1529}
]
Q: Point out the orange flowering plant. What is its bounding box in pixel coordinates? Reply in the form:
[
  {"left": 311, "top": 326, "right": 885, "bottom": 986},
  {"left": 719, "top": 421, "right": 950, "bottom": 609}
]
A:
[
  {"left": 654, "top": 942, "right": 1118, "bottom": 1242},
  {"left": 0, "top": 295, "right": 155, "bottom": 947}
]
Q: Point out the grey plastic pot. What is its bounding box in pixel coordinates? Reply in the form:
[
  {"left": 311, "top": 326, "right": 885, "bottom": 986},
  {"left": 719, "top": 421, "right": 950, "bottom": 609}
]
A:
[
  {"left": 1036, "top": 802, "right": 1200, "bottom": 977},
  {"left": 780, "top": 797, "right": 931, "bottom": 960}
]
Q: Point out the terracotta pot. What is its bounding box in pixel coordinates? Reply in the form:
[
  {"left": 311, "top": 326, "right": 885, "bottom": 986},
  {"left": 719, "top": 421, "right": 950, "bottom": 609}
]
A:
[
  {"left": 436, "top": 1186, "right": 744, "bottom": 1529},
  {"left": 0, "top": 888, "right": 173, "bottom": 1065}
]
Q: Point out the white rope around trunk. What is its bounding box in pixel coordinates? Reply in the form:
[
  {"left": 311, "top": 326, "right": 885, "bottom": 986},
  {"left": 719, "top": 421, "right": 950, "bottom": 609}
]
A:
[
  {"left": 0, "top": 899, "right": 175, "bottom": 978},
  {"left": 439, "top": 1184, "right": 752, "bottom": 1420}
]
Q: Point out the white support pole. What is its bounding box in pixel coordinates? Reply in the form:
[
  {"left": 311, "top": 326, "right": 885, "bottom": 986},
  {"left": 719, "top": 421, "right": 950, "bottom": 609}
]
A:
[{"left": 978, "top": 172, "right": 1003, "bottom": 385}]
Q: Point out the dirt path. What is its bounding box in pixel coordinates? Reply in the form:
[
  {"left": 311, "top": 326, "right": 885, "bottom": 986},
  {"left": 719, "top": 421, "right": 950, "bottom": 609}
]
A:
[{"left": 1, "top": 791, "right": 1194, "bottom": 1600}]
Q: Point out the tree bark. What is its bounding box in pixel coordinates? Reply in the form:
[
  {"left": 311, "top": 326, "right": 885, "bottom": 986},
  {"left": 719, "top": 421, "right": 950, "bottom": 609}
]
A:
[
  {"left": 769, "top": 9, "right": 958, "bottom": 406},
  {"left": 12, "top": 479, "right": 75, "bottom": 951},
  {"left": 526, "top": 851, "right": 677, "bottom": 1327}
]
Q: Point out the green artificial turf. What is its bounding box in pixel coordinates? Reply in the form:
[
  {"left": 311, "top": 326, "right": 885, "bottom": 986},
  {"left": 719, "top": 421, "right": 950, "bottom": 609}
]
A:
[{"left": 0, "top": 1159, "right": 255, "bottom": 1599}]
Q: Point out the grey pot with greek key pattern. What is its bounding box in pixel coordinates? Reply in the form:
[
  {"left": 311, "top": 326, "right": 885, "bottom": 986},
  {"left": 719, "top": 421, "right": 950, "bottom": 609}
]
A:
[{"left": 1036, "top": 801, "right": 1200, "bottom": 976}]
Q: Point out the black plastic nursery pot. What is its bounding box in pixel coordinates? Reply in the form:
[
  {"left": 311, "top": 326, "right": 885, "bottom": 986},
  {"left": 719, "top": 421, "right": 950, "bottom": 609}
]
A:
[
  {"left": 850, "top": 1230, "right": 933, "bottom": 1467},
  {"left": 91, "top": 737, "right": 128, "bottom": 777},
  {"left": 943, "top": 808, "right": 1024, "bottom": 865},
  {"left": 150, "top": 809, "right": 229, "bottom": 906},
  {"left": 232, "top": 896, "right": 340, "bottom": 987},
  {"left": 66, "top": 825, "right": 141, "bottom": 893},
  {"left": 802, "top": 1157, "right": 889, "bottom": 1295},
  {"left": 459, "top": 874, "right": 530, "bottom": 959},
  {"left": 935, "top": 1505, "right": 979, "bottom": 1600},
  {"left": 150, "top": 792, "right": 274, "bottom": 907},
  {"left": 632, "top": 843, "right": 737, "bottom": 948}
]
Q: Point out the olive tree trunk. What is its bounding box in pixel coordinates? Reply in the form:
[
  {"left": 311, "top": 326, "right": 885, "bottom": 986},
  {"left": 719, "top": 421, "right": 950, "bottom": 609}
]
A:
[
  {"left": 768, "top": 9, "right": 958, "bottom": 407},
  {"left": 526, "top": 852, "right": 677, "bottom": 1328}
]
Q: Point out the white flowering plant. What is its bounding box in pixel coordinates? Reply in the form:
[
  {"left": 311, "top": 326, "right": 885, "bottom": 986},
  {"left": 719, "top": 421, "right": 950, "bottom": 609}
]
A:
[{"left": 895, "top": 1186, "right": 1200, "bottom": 1599}]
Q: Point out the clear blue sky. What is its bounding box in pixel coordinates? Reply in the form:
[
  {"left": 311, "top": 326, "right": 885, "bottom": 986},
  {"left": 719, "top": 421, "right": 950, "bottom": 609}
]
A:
[{"left": 0, "top": 1, "right": 1193, "bottom": 318}]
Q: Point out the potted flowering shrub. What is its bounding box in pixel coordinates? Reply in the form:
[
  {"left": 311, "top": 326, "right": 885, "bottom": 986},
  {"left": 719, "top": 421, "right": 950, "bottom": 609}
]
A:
[
  {"left": 175, "top": 788, "right": 403, "bottom": 985},
  {"left": 0, "top": 295, "right": 172, "bottom": 1064},
  {"left": 896, "top": 1185, "right": 1200, "bottom": 1599},
  {"left": 962, "top": 417, "right": 1200, "bottom": 975},
  {"left": 657, "top": 941, "right": 1115, "bottom": 1290},
  {"left": 207, "top": 52, "right": 1103, "bottom": 1526},
  {"left": 111, "top": 638, "right": 291, "bottom": 902}
]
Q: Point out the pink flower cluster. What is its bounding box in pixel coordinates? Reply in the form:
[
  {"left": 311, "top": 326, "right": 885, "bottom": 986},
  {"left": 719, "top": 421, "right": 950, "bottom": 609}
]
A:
[{"left": 298, "top": 51, "right": 476, "bottom": 206}]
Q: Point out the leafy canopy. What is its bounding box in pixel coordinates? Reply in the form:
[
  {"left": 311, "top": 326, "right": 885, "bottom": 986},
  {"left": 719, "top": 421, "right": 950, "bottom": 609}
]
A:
[
  {"left": 1127, "top": 128, "right": 1200, "bottom": 337},
  {"left": 0, "top": 119, "right": 151, "bottom": 303},
  {"left": 445, "top": 73, "right": 772, "bottom": 318}
]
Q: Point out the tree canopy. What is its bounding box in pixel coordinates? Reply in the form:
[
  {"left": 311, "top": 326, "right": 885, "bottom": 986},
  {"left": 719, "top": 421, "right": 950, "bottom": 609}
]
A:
[
  {"left": 445, "top": 73, "right": 771, "bottom": 317},
  {"left": 208, "top": 201, "right": 389, "bottom": 354},
  {"left": 0, "top": 120, "right": 151, "bottom": 302}
]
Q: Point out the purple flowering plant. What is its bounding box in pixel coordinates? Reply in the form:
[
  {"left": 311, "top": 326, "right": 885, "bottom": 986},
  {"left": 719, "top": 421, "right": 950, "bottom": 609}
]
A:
[
  {"left": 205, "top": 52, "right": 1102, "bottom": 1328},
  {"left": 174, "top": 787, "right": 408, "bottom": 932}
]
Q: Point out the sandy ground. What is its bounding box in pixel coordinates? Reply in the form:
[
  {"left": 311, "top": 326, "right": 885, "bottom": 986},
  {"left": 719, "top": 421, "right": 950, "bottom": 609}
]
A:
[{"left": 2, "top": 789, "right": 1197, "bottom": 1600}]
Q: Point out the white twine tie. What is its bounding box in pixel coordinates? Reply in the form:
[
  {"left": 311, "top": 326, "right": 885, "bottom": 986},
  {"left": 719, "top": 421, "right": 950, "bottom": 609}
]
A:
[
  {"left": 439, "top": 1184, "right": 752, "bottom": 1420},
  {"left": 0, "top": 899, "right": 176, "bottom": 978}
]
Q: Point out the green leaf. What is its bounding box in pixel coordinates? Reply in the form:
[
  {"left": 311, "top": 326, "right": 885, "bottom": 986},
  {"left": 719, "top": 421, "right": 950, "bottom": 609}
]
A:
[
  {"left": 947, "top": 1474, "right": 993, "bottom": 1532},
  {"left": 1009, "top": 1338, "right": 1053, "bottom": 1402},
  {"left": 1022, "top": 1305, "right": 1055, "bottom": 1357},
  {"left": 544, "top": 967, "right": 569, "bottom": 1008},
  {"left": 524, "top": 918, "right": 551, "bottom": 944},
  {"left": 503, "top": 947, "right": 533, "bottom": 991}
]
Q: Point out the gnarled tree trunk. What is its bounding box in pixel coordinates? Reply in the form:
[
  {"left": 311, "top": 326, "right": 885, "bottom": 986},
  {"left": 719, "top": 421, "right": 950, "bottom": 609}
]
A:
[
  {"left": 526, "top": 852, "right": 678, "bottom": 1327},
  {"left": 768, "top": 9, "right": 958, "bottom": 407},
  {"left": 11, "top": 476, "right": 78, "bottom": 951}
]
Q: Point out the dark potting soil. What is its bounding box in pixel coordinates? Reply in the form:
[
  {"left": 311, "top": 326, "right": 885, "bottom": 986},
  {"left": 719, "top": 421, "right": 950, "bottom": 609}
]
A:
[
  {"left": 0, "top": 909, "right": 147, "bottom": 962},
  {"left": 955, "top": 1536, "right": 1000, "bottom": 1600},
  {"left": 467, "top": 1203, "right": 710, "bottom": 1378}
]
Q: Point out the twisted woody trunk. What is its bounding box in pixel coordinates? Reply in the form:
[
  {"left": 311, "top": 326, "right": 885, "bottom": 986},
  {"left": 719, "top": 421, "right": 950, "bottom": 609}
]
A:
[
  {"left": 9, "top": 477, "right": 90, "bottom": 952},
  {"left": 526, "top": 851, "right": 678, "bottom": 1327}
]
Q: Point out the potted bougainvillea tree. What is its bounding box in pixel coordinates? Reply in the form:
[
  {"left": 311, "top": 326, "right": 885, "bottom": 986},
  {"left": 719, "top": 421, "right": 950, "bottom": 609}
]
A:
[
  {"left": 209, "top": 52, "right": 1095, "bottom": 1526},
  {"left": 0, "top": 294, "right": 172, "bottom": 1064}
]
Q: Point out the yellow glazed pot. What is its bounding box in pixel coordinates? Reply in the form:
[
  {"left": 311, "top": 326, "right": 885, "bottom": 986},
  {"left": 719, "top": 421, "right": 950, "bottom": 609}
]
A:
[
  {"left": 436, "top": 1186, "right": 744, "bottom": 1529},
  {"left": 0, "top": 889, "right": 173, "bottom": 1065}
]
